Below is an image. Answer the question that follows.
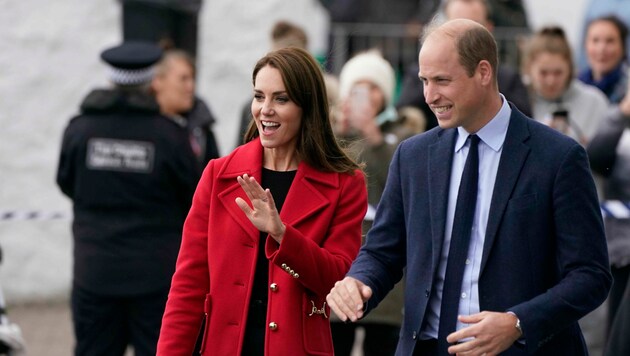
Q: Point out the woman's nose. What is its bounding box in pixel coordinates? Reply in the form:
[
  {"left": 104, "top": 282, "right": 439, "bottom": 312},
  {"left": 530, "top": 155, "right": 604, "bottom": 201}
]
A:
[{"left": 260, "top": 101, "right": 274, "bottom": 116}]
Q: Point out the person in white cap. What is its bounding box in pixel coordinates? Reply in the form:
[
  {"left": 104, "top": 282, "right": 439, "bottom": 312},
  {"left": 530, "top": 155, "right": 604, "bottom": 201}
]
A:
[{"left": 330, "top": 49, "right": 421, "bottom": 356}]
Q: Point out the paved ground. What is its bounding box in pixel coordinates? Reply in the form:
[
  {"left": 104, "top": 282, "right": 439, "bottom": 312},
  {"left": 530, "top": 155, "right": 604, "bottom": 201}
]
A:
[
  {"left": 4, "top": 301, "right": 73, "bottom": 356},
  {"left": 2, "top": 299, "right": 607, "bottom": 356},
  {"left": 3, "top": 301, "right": 131, "bottom": 356}
]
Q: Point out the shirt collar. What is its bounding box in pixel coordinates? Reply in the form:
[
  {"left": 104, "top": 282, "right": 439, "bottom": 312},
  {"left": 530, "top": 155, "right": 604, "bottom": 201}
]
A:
[{"left": 455, "top": 94, "right": 511, "bottom": 153}]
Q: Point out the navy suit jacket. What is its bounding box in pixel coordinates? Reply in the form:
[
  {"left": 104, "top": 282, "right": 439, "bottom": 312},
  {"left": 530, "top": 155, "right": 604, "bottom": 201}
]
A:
[{"left": 347, "top": 107, "right": 612, "bottom": 355}]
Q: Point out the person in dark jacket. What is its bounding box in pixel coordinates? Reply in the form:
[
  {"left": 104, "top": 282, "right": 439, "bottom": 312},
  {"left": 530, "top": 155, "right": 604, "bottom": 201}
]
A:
[
  {"left": 152, "top": 49, "right": 220, "bottom": 168},
  {"left": 587, "top": 86, "right": 630, "bottom": 336},
  {"left": 56, "top": 41, "right": 200, "bottom": 356},
  {"left": 605, "top": 275, "right": 630, "bottom": 356}
]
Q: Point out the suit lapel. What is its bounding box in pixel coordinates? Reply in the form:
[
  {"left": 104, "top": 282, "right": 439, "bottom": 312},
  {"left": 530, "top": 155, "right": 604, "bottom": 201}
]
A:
[
  {"left": 429, "top": 129, "right": 457, "bottom": 272},
  {"left": 481, "top": 111, "right": 531, "bottom": 273}
]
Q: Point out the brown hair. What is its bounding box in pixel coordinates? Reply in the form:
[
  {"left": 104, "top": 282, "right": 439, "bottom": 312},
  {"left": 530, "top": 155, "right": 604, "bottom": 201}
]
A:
[
  {"left": 271, "top": 20, "right": 309, "bottom": 50},
  {"left": 522, "top": 26, "right": 574, "bottom": 88},
  {"left": 244, "top": 47, "right": 361, "bottom": 173},
  {"left": 455, "top": 25, "right": 498, "bottom": 80},
  {"left": 423, "top": 20, "right": 499, "bottom": 84}
]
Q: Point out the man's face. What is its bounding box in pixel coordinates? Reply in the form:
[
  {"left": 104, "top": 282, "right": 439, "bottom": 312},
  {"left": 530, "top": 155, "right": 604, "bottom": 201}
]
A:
[{"left": 419, "top": 34, "right": 485, "bottom": 132}]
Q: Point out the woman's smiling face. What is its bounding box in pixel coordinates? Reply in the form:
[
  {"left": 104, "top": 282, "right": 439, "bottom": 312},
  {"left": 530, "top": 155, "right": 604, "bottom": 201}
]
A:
[
  {"left": 251, "top": 65, "right": 303, "bottom": 153},
  {"left": 586, "top": 19, "right": 625, "bottom": 79}
]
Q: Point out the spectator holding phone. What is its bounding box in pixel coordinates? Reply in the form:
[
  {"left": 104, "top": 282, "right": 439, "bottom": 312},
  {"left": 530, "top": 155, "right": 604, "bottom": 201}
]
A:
[{"left": 522, "top": 26, "right": 609, "bottom": 146}]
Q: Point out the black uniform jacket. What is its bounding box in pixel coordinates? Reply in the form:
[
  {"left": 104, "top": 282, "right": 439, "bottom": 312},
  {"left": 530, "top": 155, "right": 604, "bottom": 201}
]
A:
[{"left": 57, "top": 88, "right": 200, "bottom": 295}]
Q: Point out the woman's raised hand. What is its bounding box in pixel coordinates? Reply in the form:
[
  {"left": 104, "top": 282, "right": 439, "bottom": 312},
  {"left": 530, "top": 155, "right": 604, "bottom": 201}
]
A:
[{"left": 235, "top": 174, "right": 286, "bottom": 243}]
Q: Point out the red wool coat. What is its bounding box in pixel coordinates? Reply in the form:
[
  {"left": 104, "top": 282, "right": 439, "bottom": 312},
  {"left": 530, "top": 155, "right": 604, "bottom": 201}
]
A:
[{"left": 157, "top": 138, "right": 367, "bottom": 355}]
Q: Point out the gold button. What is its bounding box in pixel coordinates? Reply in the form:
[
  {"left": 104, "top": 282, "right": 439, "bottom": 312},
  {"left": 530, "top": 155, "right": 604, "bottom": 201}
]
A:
[
  {"left": 269, "top": 322, "right": 278, "bottom": 331},
  {"left": 281, "top": 263, "right": 287, "bottom": 269},
  {"left": 293, "top": 273, "right": 299, "bottom": 278},
  {"left": 270, "top": 283, "right": 278, "bottom": 292}
]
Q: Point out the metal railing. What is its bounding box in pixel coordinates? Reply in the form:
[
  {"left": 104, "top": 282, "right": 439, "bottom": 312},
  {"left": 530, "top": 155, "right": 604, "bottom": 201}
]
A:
[{"left": 326, "top": 22, "right": 531, "bottom": 75}]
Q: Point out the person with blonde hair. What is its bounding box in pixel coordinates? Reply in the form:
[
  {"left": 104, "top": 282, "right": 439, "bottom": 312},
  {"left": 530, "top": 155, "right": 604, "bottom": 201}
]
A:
[{"left": 522, "top": 26, "right": 609, "bottom": 146}]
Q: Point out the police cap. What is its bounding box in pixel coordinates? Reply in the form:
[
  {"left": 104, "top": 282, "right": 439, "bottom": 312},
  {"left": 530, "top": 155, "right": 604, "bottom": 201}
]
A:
[{"left": 101, "top": 41, "right": 163, "bottom": 86}]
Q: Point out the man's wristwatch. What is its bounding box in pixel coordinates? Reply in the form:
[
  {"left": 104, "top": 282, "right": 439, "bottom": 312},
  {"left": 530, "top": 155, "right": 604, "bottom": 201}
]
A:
[
  {"left": 507, "top": 311, "right": 523, "bottom": 336},
  {"left": 515, "top": 316, "right": 523, "bottom": 335}
]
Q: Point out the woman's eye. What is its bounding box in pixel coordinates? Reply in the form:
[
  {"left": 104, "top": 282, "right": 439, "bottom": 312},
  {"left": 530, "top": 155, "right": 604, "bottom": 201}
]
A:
[
  {"left": 254, "top": 94, "right": 264, "bottom": 101},
  {"left": 276, "top": 96, "right": 289, "bottom": 103}
]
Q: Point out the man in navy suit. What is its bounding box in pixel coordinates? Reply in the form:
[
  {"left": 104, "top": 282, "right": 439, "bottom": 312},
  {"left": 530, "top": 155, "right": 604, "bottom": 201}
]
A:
[{"left": 327, "top": 19, "right": 611, "bottom": 355}]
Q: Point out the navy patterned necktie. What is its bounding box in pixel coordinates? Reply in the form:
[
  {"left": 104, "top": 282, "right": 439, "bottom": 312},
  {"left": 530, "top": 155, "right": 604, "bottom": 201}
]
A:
[{"left": 438, "top": 134, "right": 480, "bottom": 354}]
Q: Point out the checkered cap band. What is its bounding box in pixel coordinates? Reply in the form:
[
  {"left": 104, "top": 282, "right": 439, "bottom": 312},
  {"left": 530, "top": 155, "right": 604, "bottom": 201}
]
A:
[{"left": 106, "top": 66, "right": 155, "bottom": 85}]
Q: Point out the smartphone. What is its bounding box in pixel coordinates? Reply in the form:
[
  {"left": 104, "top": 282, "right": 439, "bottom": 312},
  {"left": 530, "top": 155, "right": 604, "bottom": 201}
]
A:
[
  {"left": 349, "top": 83, "right": 370, "bottom": 126},
  {"left": 551, "top": 109, "right": 569, "bottom": 134}
]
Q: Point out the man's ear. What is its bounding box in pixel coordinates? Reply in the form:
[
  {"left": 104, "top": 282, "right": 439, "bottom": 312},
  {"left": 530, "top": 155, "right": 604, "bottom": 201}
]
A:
[{"left": 477, "top": 60, "right": 493, "bottom": 86}]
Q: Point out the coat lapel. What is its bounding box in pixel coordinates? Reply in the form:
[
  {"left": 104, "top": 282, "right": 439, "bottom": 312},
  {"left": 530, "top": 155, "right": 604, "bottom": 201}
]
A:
[
  {"left": 216, "top": 139, "right": 332, "bottom": 241},
  {"left": 429, "top": 129, "right": 457, "bottom": 272},
  {"left": 481, "top": 110, "right": 531, "bottom": 273},
  {"left": 217, "top": 140, "right": 262, "bottom": 241},
  {"left": 279, "top": 162, "right": 332, "bottom": 226}
]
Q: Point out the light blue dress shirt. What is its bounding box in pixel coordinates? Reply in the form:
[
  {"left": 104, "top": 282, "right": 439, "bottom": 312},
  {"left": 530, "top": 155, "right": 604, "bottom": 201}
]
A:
[{"left": 421, "top": 95, "right": 511, "bottom": 340}]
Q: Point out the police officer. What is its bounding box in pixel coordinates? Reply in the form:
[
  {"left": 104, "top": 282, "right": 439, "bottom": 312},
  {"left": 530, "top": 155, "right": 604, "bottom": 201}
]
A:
[{"left": 56, "top": 41, "right": 200, "bottom": 356}]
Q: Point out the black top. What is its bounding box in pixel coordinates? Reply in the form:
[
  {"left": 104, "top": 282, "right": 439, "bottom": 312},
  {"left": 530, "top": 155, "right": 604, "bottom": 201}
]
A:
[{"left": 242, "top": 168, "right": 297, "bottom": 356}]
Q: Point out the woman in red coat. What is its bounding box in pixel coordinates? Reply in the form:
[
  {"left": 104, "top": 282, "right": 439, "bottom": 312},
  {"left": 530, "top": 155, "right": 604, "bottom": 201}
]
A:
[{"left": 157, "top": 47, "right": 367, "bottom": 355}]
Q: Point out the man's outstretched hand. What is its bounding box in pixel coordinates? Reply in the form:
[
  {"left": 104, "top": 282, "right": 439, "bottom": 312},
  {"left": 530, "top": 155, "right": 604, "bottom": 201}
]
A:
[{"left": 326, "top": 276, "right": 373, "bottom": 322}]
